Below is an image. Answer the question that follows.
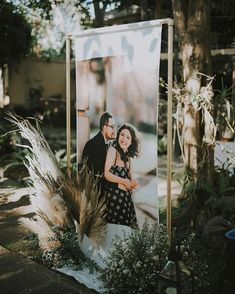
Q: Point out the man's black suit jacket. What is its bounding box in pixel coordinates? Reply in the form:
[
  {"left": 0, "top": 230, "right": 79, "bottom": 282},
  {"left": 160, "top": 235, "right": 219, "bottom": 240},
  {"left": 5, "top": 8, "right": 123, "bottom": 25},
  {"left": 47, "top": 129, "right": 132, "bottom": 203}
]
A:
[
  {"left": 81, "top": 132, "right": 117, "bottom": 190},
  {"left": 82, "top": 131, "right": 107, "bottom": 177}
]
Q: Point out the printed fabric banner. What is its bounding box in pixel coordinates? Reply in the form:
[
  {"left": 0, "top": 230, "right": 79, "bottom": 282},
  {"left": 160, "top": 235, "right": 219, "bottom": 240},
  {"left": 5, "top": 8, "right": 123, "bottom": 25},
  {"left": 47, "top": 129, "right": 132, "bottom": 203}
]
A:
[
  {"left": 72, "top": 19, "right": 164, "bottom": 292},
  {"left": 75, "top": 20, "right": 162, "bottom": 228},
  {"left": 75, "top": 20, "right": 162, "bottom": 127}
]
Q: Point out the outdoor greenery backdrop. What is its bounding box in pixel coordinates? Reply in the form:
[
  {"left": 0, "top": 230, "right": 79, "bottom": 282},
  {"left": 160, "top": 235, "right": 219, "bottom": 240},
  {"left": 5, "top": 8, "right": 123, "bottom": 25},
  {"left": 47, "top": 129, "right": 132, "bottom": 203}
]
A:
[{"left": 0, "top": 1, "right": 235, "bottom": 293}]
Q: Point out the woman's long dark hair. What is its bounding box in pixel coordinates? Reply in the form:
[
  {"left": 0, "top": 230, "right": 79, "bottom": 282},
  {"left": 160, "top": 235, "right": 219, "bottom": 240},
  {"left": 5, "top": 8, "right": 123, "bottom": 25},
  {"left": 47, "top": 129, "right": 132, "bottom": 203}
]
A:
[{"left": 114, "top": 123, "right": 140, "bottom": 161}]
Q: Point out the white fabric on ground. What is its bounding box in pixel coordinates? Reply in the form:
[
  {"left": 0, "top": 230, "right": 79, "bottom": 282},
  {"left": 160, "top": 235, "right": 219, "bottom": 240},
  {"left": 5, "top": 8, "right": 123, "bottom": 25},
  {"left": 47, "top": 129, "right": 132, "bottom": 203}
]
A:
[{"left": 57, "top": 223, "right": 133, "bottom": 292}]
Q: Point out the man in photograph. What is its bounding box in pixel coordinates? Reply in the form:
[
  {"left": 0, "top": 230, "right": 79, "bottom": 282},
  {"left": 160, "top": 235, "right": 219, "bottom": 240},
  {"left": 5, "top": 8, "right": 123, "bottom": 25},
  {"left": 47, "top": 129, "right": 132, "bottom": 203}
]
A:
[{"left": 81, "top": 111, "right": 117, "bottom": 187}]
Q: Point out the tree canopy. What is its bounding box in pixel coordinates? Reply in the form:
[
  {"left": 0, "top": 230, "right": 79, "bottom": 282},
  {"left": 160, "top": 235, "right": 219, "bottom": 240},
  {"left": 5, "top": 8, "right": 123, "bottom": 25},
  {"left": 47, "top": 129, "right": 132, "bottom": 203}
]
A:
[
  {"left": 4, "top": 0, "right": 235, "bottom": 59},
  {"left": 0, "top": 1, "right": 32, "bottom": 67}
]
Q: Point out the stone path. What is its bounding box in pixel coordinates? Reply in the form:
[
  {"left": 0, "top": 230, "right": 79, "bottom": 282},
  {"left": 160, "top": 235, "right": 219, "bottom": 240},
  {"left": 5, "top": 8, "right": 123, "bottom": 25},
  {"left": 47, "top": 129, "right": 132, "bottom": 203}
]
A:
[
  {"left": 0, "top": 181, "right": 97, "bottom": 294},
  {"left": 0, "top": 246, "right": 96, "bottom": 294}
]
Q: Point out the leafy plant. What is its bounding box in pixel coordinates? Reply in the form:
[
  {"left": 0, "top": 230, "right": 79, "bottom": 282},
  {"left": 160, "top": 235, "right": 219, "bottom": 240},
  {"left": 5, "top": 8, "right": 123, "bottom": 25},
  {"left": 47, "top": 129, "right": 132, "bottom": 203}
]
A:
[
  {"left": 98, "top": 222, "right": 169, "bottom": 294},
  {"left": 40, "top": 225, "right": 98, "bottom": 271},
  {"left": 55, "top": 149, "right": 77, "bottom": 174},
  {"left": 0, "top": 122, "right": 29, "bottom": 179},
  {"left": 213, "top": 146, "right": 235, "bottom": 197},
  {"left": 175, "top": 166, "right": 215, "bottom": 206},
  {"left": 158, "top": 135, "right": 167, "bottom": 155},
  {"left": 0, "top": 1, "right": 32, "bottom": 68},
  {"left": 178, "top": 231, "right": 223, "bottom": 294},
  {"left": 98, "top": 221, "right": 223, "bottom": 294},
  {"left": 0, "top": 122, "right": 15, "bottom": 156},
  {"left": 214, "top": 166, "right": 235, "bottom": 198},
  {"left": 214, "top": 79, "right": 234, "bottom": 140}
]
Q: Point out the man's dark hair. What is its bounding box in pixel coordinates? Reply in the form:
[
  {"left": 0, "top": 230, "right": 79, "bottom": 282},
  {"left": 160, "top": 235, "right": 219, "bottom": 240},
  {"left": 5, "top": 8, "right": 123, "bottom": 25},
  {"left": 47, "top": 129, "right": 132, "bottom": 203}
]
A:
[{"left": 99, "top": 111, "right": 113, "bottom": 131}]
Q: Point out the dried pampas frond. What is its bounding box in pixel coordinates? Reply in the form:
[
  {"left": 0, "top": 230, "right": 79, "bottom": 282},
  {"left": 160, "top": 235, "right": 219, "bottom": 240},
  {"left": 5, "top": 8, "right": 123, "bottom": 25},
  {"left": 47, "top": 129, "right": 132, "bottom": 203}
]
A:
[
  {"left": 7, "top": 113, "right": 107, "bottom": 247},
  {"left": 78, "top": 165, "right": 107, "bottom": 245},
  {"left": 57, "top": 173, "right": 81, "bottom": 225},
  {"left": 79, "top": 189, "right": 107, "bottom": 246},
  {"left": 7, "top": 113, "right": 61, "bottom": 181},
  {"left": 58, "top": 165, "right": 107, "bottom": 246},
  {"left": 26, "top": 156, "right": 74, "bottom": 228},
  {"left": 7, "top": 113, "right": 75, "bottom": 247}
]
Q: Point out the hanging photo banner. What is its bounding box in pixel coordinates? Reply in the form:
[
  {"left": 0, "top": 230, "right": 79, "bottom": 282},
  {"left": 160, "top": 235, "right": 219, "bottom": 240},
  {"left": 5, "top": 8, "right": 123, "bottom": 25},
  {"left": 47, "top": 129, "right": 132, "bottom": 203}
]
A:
[
  {"left": 74, "top": 20, "right": 162, "bottom": 225},
  {"left": 75, "top": 21, "right": 162, "bottom": 125}
]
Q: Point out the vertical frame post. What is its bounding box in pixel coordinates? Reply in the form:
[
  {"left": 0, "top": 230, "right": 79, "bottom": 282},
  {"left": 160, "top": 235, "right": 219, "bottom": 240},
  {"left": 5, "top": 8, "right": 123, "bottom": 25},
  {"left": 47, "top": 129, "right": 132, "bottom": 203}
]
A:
[
  {"left": 66, "top": 35, "right": 72, "bottom": 175},
  {"left": 166, "top": 20, "right": 174, "bottom": 239}
]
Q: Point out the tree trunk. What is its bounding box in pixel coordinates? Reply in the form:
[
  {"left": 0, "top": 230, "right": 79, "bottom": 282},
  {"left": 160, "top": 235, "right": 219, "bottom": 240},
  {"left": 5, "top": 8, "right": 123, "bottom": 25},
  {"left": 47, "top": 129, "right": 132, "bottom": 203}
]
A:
[
  {"left": 93, "top": 1, "right": 106, "bottom": 27},
  {"left": 140, "top": 0, "right": 148, "bottom": 20},
  {"left": 172, "top": 0, "right": 213, "bottom": 184},
  {"left": 154, "top": 0, "right": 162, "bottom": 19}
]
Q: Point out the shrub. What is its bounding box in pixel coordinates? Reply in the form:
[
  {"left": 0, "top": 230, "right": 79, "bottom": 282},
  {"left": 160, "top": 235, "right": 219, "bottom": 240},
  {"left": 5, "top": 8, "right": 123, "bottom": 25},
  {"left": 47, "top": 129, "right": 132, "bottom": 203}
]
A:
[
  {"left": 98, "top": 222, "right": 169, "bottom": 294},
  {"left": 41, "top": 226, "right": 97, "bottom": 271},
  {"left": 178, "top": 231, "right": 223, "bottom": 294}
]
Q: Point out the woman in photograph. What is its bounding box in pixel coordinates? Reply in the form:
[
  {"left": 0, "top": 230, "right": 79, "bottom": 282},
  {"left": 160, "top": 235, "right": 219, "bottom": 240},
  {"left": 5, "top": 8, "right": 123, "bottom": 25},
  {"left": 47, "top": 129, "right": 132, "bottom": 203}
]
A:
[{"left": 103, "top": 123, "right": 140, "bottom": 228}]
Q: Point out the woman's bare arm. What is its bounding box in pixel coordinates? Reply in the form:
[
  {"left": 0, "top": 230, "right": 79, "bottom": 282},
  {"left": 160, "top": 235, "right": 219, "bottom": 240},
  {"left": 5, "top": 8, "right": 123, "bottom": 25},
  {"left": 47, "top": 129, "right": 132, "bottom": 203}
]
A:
[
  {"left": 129, "top": 159, "right": 138, "bottom": 189},
  {"left": 104, "top": 147, "right": 132, "bottom": 189}
]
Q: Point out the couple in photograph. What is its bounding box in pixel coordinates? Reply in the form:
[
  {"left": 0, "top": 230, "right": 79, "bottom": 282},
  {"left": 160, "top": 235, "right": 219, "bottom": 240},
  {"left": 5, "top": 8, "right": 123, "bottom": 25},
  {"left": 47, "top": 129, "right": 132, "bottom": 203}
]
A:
[{"left": 82, "top": 111, "right": 140, "bottom": 229}]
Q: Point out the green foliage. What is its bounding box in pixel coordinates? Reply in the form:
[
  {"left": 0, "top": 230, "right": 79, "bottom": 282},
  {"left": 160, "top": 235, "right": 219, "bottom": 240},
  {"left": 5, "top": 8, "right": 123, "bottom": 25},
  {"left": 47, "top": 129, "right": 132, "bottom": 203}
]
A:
[
  {"left": 7, "top": 233, "right": 42, "bottom": 261},
  {"left": 98, "top": 222, "right": 169, "bottom": 294},
  {"left": 0, "top": 120, "right": 29, "bottom": 179},
  {"left": 184, "top": 178, "right": 214, "bottom": 202},
  {"left": 0, "top": 124, "right": 15, "bottom": 157},
  {"left": 138, "top": 121, "right": 155, "bottom": 134},
  {"left": 50, "top": 226, "right": 87, "bottom": 267},
  {"left": 212, "top": 147, "right": 235, "bottom": 198},
  {"left": 158, "top": 136, "right": 167, "bottom": 155},
  {"left": 214, "top": 165, "right": 235, "bottom": 198},
  {"left": 0, "top": 148, "right": 29, "bottom": 180},
  {"left": 0, "top": 1, "right": 33, "bottom": 67},
  {"left": 41, "top": 226, "right": 97, "bottom": 271},
  {"left": 55, "top": 149, "right": 77, "bottom": 174},
  {"left": 177, "top": 157, "right": 235, "bottom": 213},
  {"left": 98, "top": 221, "right": 222, "bottom": 294},
  {"left": 175, "top": 144, "right": 235, "bottom": 201},
  {"left": 203, "top": 196, "right": 224, "bottom": 220},
  {"left": 7, "top": 0, "right": 92, "bottom": 58},
  {"left": 214, "top": 78, "right": 234, "bottom": 139},
  {"left": 176, "top": 167, "right": 215, "bottom": 205},
  {"left": 177, "top": 231, "right": 223, "bottom": 294},
  {"left": 203, "top": 155, "right": 235, "bottom": 223},
  {"left": 20, "top": 0, "right": 53, "bottom": 19}
]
